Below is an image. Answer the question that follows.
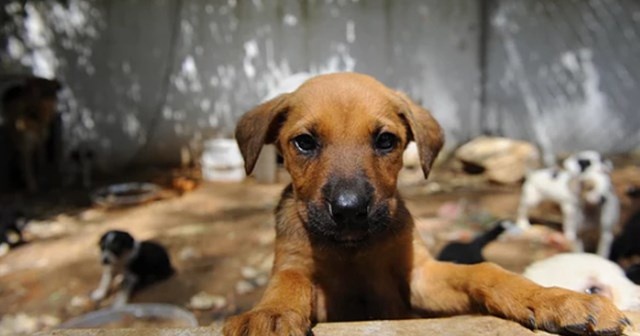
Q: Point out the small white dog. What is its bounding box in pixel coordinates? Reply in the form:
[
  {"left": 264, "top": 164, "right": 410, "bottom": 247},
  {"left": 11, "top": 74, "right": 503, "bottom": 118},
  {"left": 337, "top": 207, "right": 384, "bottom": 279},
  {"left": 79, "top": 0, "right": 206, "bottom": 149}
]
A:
[
  {"left": 524, "top": 253, "right": 640, "bottom": 311},
  {"left": 516, "top": 166, "right": 619, "bottom": 257}
]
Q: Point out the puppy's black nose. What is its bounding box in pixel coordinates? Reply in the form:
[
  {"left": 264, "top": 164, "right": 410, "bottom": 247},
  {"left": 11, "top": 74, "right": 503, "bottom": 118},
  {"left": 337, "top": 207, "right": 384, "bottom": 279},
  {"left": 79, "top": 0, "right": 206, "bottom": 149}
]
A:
[
  {"left": 600, "top": 195, "right": 608, "bottom": 205},
  {"left": 329, "top": 190, "right": 369, "bottom": 229}
]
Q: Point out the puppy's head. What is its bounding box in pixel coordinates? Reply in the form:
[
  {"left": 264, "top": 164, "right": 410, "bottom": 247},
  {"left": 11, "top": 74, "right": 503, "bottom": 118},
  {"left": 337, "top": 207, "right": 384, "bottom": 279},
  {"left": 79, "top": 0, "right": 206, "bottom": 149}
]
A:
[
  {"left": 525, "top": 253, "right": 640, "bottom": 311},
  {"left": 236, "top": 73, "right": 443, "bottom": 247},
  {"left": 579, "top": 171, "right": 613, "bottom": 206},
  {"left": 98, "top": 230, "right": 135, "bottom": 264},
  {"left": 563, "top": 150, "right": 613, "bottom": 175}
]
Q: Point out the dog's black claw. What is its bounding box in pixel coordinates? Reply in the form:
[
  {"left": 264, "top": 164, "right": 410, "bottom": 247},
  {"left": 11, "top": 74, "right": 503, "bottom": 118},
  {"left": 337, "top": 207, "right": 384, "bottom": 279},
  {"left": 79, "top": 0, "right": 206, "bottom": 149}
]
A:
[
  {"left": 620, "top": 316, "right": 631, "bottom": 326},
  {"left": 524, "top": 316, "right": 537, "bottom": 330},
  {"left": 305, "top": 328, "right": 315, "bottom": 336},
  {"left": 541, "top": 320, "right": 559, "bottom": 334},
  {"left": 592, "top": 328, "right": 624, "bottom": 336},
  {"left": 562, "top": 323, "right": 588, "bottom": 336}
]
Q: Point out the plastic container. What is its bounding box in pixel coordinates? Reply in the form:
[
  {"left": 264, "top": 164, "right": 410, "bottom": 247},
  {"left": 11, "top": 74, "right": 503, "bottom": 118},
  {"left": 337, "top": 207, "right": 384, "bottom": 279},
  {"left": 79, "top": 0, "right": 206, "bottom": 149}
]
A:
[
  {"left": 57, "top": 303, "right": 198, "bottom": 329},
  {"left": 201, "top": 138, "right": 245, "bottom": 182}
]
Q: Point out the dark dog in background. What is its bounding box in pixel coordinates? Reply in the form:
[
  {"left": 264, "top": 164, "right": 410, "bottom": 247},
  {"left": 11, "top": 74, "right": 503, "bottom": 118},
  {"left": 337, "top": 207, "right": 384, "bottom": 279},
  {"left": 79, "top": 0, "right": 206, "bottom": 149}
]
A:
[
  {"left": 610, "top": 187, "right": 640, "bottom": 283},
  {"left": 437, "top": 220, "right": 517, "bottom": 265},
  {"left": 1, "top": 76, "right": 62, "bottom": 192},
  {"left": 0, "top": 208, "right": 28, "bottom": 248},
  {"left": 91, "top": 230, "right": 174, "bottom": 307}
]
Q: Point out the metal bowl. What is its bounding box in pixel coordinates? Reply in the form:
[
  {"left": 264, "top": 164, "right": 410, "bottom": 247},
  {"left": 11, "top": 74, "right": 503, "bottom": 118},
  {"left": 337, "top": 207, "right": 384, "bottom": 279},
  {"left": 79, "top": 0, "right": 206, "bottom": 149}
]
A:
[
  {"left": 57, "top": 303, "right": 198, "bottom": 329},
  {"left": 91, "top": 182, "right": 161, "bottom": 207}
]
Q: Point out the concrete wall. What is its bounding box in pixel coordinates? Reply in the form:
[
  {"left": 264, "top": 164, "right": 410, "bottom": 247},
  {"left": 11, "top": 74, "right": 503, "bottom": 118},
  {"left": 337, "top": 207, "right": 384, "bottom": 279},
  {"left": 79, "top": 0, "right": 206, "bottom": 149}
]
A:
[
  {"left": 484, "top": 0, "right": 640, "bottom": 164},
  {"left": 1, "top": 0, "right": 638, "bottom": 171}
]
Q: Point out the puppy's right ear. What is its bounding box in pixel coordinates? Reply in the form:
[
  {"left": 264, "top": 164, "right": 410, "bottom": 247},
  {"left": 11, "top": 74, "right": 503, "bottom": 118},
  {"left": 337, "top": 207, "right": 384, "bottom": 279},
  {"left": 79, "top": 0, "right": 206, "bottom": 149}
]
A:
[
  {"left": 235, "top": 94, "right": 290, "bottom": 175},
  {"left": 394, "top": 92, "right": 444, "bottom": 179}
]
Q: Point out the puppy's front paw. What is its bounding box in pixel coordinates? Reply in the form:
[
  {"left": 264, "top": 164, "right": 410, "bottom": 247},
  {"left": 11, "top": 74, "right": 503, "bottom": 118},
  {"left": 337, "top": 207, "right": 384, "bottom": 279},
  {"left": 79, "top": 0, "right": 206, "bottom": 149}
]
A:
[
  {"left": 523, "top": 287, "right": 629, "bottom": 335},
  {"left": 223, "top": 307, "right": 312, "bottom": 336}
]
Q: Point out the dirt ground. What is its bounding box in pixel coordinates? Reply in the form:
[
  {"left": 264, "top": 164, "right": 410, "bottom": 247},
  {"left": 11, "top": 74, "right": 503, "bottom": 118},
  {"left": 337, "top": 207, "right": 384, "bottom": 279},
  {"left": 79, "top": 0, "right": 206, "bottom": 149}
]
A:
[{"left": 1, "top": 156, "right": 639, "bottom": 334}]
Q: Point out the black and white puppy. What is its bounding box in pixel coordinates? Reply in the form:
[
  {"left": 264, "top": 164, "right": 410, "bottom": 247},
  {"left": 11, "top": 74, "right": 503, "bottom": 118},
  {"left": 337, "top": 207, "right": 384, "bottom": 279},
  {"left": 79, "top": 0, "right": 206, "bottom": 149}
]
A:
[
  {"left": 608, "top": 186, "right": 640, "bottom": 284},
  {"left": 91, "top": 230, "right": 174, "bottom": 307}
]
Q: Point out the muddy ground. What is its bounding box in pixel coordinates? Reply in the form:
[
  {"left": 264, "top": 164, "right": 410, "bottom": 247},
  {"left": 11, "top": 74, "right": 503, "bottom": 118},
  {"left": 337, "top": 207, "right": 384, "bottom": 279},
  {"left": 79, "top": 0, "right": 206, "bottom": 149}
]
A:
[{"left": 1, "top": 156, "right": 639, "bottom": 334}]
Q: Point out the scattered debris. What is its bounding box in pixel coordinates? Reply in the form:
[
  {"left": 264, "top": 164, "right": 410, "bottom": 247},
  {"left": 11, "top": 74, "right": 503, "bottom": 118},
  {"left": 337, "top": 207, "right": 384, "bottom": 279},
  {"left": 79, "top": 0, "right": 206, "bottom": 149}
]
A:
[
  {"left": 0, "top": 313, "right": 59, "bottom": 336},
  {"left": 0, "top": 244, "right": 8, "bottom": 257},
  {"left": 235, "top": 280, "right": 256, "bottom": 295},
  {"left": 172, "top": 177, "right": 198, "bottom": 195},
  {"left": 77, "top": 209, "right": 105, "bottom": 222},
  {"left": 178, "top": 247, "right": 201, "bottom": 261},
  {"left": 25, "top": 219, "right": 76, "bottom": 239},
  {"left": 70, "top": 295, "right": 90, "bottom": 308},
  {"left": 240, "top": 266, "right": 258, "bottom": 279},
  {"left": 188, "top": 291, "right": 227, "bottom": 311}
]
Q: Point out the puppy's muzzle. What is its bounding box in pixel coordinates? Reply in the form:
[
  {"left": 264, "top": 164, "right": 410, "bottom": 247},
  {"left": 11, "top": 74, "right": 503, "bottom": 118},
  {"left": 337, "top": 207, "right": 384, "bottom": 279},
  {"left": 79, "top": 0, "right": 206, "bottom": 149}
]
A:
[
  {"left": 315, "top": 176, "right": 377, "bottom": 243},
  {"left": 328, "top": 189, "right": 370, "bottom": 231}
]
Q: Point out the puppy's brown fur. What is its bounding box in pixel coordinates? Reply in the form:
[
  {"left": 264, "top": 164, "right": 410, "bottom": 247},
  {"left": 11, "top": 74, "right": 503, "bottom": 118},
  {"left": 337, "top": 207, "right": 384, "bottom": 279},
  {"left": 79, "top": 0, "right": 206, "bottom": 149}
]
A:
[{"left": 224, "top": 73, "right": 628, "bottom": 336}]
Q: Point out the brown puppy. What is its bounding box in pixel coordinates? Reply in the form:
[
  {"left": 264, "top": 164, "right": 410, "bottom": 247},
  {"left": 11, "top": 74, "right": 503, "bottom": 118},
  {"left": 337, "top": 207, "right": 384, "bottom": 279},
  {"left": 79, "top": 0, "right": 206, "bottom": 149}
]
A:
[{"left": 224, "top": 73, "right": 628, "bottom": 336}]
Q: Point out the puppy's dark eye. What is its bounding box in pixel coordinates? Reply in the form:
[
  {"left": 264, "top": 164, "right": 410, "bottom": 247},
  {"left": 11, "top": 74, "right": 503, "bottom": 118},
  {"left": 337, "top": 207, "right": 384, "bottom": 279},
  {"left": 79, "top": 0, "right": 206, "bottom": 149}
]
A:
[
  {"left": 374, "top": 132, "right": 397, "bottom": 153},
  {"left": 585, "top": 286, "right": 602, "bottom": 295},
  {"left": 292, "top": 134, "right": 318, "bottom": 154}
]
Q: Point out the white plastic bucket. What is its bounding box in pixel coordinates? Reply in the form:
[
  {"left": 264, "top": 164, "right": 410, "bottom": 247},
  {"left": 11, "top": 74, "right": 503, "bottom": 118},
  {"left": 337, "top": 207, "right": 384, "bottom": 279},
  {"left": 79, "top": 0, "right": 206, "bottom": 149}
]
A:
[{"left": 201, "top": 138, "right": 245, "bottom": 182}]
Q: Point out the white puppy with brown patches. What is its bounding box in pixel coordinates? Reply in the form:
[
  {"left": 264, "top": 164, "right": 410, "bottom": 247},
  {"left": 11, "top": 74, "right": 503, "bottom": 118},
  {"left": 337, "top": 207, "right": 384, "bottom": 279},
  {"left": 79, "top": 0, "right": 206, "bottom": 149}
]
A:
[
  {"left": 516, "top": 167, "right": 619, "bottom": 257},
  {"left": 524, "top": 253, "right": 640, "bottom": 311}
]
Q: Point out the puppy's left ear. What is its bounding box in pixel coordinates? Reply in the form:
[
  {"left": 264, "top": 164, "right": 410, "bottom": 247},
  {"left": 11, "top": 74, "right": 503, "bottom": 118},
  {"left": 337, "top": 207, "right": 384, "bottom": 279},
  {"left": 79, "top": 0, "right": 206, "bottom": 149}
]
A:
[
  {"left": 235, "top": 94, "right": 290, "bottom": 175},
  {"left": 395, "top": 92, "right": 444, "bottom": 178}
]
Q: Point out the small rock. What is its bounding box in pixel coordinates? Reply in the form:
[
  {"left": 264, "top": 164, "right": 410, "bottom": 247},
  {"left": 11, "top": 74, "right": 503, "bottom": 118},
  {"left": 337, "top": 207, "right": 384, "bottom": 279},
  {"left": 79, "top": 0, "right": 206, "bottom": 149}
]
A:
[
  {"left": 70, "top": 295, "right": 90, "bottom": 308},
  {"left": 235, "top": 280, "right": 256, "bottom": 295},
  {"left": 188, "top": 291, "right": 227, "bottom": 310},
  {"left": 241, "top": 266, "right": 258, "bottom": 279},
  {"left": 179, "top": 247, "right": 200, "bottom": 261},
  {"left": 0, "top": 313, "right": 59, "bottom": 335},
  {"left": 254, "top": 275, "right": 269, "bottom": 287},
  {"left": 0, "top": 244, "right": 9, "bottom": 257},
  {"left": 26, "top": 221, "right": 72, "bottom": 239},
  {"left": 78, "top": 209, "right": 104, "bottom": 222}
]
